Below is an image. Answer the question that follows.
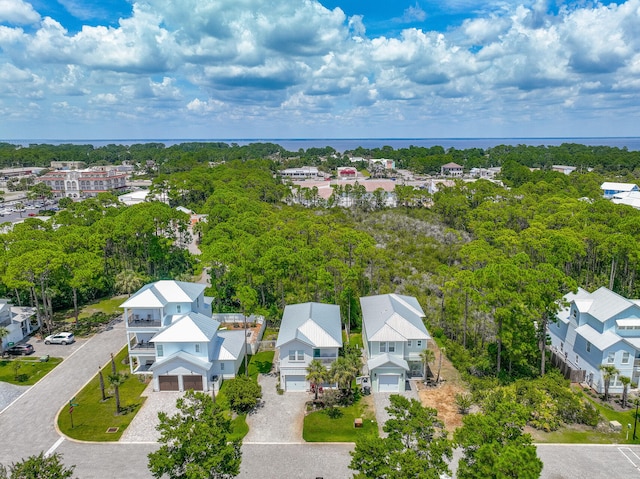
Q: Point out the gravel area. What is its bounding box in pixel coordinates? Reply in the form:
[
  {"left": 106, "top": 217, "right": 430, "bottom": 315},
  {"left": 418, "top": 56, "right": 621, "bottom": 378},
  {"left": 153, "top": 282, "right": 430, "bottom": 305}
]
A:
[
  {"left": 119, "top": 383, "right": 182, "bottom": 443},
  {"left": 372, "top": 379, "right": 420, "bottom": 437},
  {"left": 0, "top": 381, "right": 30, "bottom": 412},
  {"left": 244, "top": 374, "right": 308, "bottom": 443}
]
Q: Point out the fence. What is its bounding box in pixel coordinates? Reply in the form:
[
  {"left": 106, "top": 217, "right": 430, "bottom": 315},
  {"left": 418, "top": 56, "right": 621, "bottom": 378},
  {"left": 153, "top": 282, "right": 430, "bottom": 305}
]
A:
[{"left": 549, "top": 348, "right": 586, "bottom": 383}]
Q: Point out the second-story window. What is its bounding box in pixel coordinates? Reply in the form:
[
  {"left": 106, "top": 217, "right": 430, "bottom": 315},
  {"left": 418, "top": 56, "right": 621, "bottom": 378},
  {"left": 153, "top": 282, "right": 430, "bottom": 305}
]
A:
[
  {"left": 607, "top": 352, "right": 615, "bottom": 364},
  {"left": 407, "top": 340, "right": 412, "bottom": 348},
  {"left": 195, "top": 344, "right": 200, "bottom": 353},
  {"left": 176, "top": 305, "right": 182, "bottom": 313},
  {"left": 586, "top": 341, "right": 591, "bottom": 353},
  {"left": 622, "top": 352, "right": 630, "bottom": 364},
  {"left": 157, "top": 344, "right": 164, "bottom": 357}
]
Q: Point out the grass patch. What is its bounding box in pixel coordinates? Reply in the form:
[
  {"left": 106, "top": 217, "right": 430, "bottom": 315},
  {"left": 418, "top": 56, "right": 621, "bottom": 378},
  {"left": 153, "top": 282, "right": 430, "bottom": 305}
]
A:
[
  {"left": 248, "top": 351, "right": 275, "bottom": 379},
  {"left": 346, "top": 332, "right": 363, "bottom": 349},
  {"left": 57, "top": 347, "right": 149, "bottom": 442},
  {"left": 532, "top": 389, "right": 640, "bottom": 444},
  {"left": 0, "top": 357, "right": 63, "bottom": 385},
  {"left": 262, "top": 326, "right": 279, "bottom": 341},
  {"left": 77, "top": 296, "right": 126, "bottom": 319},
  {"left": 303, "top": 397, "right": 378, "bottom": 442}
]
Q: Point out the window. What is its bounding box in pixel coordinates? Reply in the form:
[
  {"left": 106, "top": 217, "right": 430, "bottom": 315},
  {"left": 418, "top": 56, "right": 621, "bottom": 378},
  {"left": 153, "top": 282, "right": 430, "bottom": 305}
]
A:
[
  {"left": 572, "top": 309, "right": 577, "bottom": 318},
  {"left": 622, "top": 352, "right": 630, "bottom": 364},
  {"left": 607, "top": 352, "right": 615, "bottom": 364},
  {"left": 176, "top": 305, "right": 182, "bottom": 313},
  {"left": 586, "top": 341, "right": 591, "bottom": 353},
  {"left": 195, "top": 344, "right": 200, "bottom": 353},
  {"left": 407, "top": 340, "right": 412, "bottom": 348},
  {"left": 417, "top": 340, "right": 422, "bottom": 348},
  {"left": 220, "top": 362, "right": 225, "bottom": 370},
  {"left": 560, "top": 342, "right": 564, "bottom": 352},
  {"left": 379, "top": 342, "right": 395, "bottom": 353},
  {"left": 313, "top": 349, "right": 320, "bottom": 358},
  {"left": 289, "top": 350, "right": 304, "bottom": 361},
  {"left": 157, "top": 345, "right": 164, "bottom": 357}
]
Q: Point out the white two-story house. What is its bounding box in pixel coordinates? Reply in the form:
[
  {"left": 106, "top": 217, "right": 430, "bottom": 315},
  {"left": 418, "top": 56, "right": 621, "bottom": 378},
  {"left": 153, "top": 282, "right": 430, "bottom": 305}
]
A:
[
  {"left": 0, "top": 300, "right": 36, "bottom": 351},
  {"left": 122, "top": 280, "right": 245, "bottom": 392},
  {"left": 549, "top": 286, "right": 640, "bottom": 394},
  {"left": 360, "top": 293, "right": 431, "bottom": 392},
  {"left": 276, "top": 302, "right": 342, "bottom": 392}
]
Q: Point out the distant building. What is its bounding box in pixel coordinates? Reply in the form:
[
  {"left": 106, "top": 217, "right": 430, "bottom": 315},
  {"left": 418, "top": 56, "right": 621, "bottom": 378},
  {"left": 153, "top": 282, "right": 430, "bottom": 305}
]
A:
[
  {"left": 50, "top": 161, "right": 86, "bottom": 170},
  {"left": 552, "top": 165, "right": 578, "bottom": 175},
  {"left": 440, "top": 162, "right": 463, "bottom": 177},
  {"left": 601, "top": 182, "right": 639, "bottom": 199},
  {"left": 369, "top": 158, "right": 395, "bottom": 170},
  {"left": 469, "top": 167, "right": 501, "bottom": 179},
  {"left": 0, "top": 300, "right": 36, "bottom": 350},
  {"left": 36, "top": 167, "right": 127, "bottom": 198},
  {"left": 280, "top": 166, "right": 323, "bottom": 180},
  {"left": 611, "top": 191, "right": 640, "bottom": 209}
]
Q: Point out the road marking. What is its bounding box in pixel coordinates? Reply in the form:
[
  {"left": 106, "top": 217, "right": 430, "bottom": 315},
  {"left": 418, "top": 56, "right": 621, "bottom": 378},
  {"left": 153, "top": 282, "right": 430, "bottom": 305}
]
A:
[
  {"left": 45, "top": 437, "right": 64, "bottom": 457},
  {"left": 618, "top": 447, "right": 640, "bottom": 473}
]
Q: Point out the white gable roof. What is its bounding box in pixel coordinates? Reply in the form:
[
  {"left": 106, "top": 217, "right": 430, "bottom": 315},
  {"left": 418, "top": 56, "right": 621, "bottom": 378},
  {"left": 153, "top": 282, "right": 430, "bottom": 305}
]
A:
[
  {"left": 367, "top": 353, "right": 409, "bottom": 371},
  {"left": 120, "top": 280, "right": 205, "bottom": 309},
  {"left": 150, "top": 350, "right": 212, "bottom": 372},
  {"left": 575, "top": 324, "right": 621, "bottom": 350},
  {"left": 601, "top": 182, "right": 639, "bottom": 192},
  {"left": 360, "top": 294, "right": 430, "bottom": 343},
  {"left": 214, "top": 331, "right": 245, "bottom": 360},
  {"left": 276, "top": 302, "right": 342, "bottom": 348},
  {"left": 152, "top": 313, "right": 220, "bottom": 343}
]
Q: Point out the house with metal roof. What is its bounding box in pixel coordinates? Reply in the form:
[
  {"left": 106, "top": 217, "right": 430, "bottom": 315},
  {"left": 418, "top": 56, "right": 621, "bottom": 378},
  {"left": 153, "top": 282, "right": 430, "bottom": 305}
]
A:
[
  {"left": 548, "top": 286, "right": 640, "bottom": 393},
  {"left": 601, "top": 182, "right": 639, "bottom": 199},
  {"left": 276, "top": 302, "right": 342, "bottom": 391},
  {"left": 360, "top": 293, "right": 431, "bottom": 392},
  {"left": 121, "top": 280, "right": 245, "bottom": 392}
]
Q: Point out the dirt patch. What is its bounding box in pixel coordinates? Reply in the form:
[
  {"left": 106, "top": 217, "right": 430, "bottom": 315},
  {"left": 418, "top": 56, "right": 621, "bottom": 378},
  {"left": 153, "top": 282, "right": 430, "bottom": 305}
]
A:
[{"left": 417, "top": 342, "right": 468, "bottom": 435}]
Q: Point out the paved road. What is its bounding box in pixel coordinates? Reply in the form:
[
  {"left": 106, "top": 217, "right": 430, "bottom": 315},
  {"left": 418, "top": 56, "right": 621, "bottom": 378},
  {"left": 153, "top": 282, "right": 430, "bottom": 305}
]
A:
[
  {"left": 0, "top": 321, "right": 127, "bottom": 465},
  {"left": 5, "top": 323, "right": 640, "bottom": 478}
]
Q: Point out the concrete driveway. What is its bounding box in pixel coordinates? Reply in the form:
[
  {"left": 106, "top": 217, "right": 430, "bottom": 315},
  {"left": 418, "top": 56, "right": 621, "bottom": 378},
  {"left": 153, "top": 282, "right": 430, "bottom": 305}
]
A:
[
  {"left": 244, "top": 374, "right": 308, "bottom": 443},
  {"left": 372, "top": 379, "right": 420, "bottom": 436}
]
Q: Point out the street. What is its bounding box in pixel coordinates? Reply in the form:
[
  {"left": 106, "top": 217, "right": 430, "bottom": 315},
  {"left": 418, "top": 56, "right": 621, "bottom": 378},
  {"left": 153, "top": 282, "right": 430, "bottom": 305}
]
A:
[{"left": 2, "top": 322, "right": 640, "bottom": 478}]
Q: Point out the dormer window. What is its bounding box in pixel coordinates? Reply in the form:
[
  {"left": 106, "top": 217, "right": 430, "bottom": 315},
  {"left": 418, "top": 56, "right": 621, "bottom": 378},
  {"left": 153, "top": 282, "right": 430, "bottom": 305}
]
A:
[
  {"left": 176, "top": 305, "right": 182, "bottom": 313},
  {"left": 572, "top": 309, "right": 577, "bottom": 318}
]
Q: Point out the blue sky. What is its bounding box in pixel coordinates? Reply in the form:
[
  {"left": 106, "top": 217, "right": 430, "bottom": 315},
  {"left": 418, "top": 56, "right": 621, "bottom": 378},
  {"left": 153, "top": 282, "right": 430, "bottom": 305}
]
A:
[{"left": 0, "top": 0, "right": 638, "bottom": 140}]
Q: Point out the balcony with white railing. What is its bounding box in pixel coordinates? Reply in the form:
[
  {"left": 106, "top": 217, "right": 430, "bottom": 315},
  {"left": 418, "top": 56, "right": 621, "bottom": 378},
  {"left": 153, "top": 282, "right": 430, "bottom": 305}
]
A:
[{"left": 126, "top": 311, "right": 161, "bottom": 328}]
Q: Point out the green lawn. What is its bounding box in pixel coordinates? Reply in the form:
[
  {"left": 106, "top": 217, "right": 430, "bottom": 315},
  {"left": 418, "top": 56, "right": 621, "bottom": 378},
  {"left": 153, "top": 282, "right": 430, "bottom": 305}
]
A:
[
  {"left": 0, "top": 357, "right": 63, "bottom": 385},
  {"left": 248, "top": 350, "right": 275, "bottom": 379},
  {"left": 303, "top": 398, "right": 378, "bottom": 442},
  {"left": 77, "top": 296, "right": 126, "bottom": 320},
  {"left": 57, "top": 347, "right": 149, "bottom": 442},
  {"left": 346, "top": 332, "right": 363, "bottom": 348}
]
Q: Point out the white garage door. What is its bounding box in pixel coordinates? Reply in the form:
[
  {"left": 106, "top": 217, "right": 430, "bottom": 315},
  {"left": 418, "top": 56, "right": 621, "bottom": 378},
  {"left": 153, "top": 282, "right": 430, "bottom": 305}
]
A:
[
  {"left": 285, "top": 375, "right": 307, "bottom": 391},
  {"left": 378, "top": 375, "right": 400, "bottom": 392}
]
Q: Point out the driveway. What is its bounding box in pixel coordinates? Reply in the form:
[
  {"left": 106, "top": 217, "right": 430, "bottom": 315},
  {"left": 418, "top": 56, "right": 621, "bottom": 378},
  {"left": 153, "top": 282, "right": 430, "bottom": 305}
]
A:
[
  {"left": 29, "top": 335, "right": 87, "bottom": 359},
  {"left": 372, "top": 379, "right": 420, "bottom": 436},
  {"left": 244, "top": 374, "right": 308, "bottom": 443}
]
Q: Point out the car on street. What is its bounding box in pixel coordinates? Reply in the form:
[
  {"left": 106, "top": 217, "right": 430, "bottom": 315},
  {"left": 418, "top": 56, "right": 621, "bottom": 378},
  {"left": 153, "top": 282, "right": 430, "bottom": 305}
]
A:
[
  {"left": 5, "top": 344, "right": 35, "bottom": 356},
  {"left": 44, "top": 332, "right": 75, "bottom": 345}
]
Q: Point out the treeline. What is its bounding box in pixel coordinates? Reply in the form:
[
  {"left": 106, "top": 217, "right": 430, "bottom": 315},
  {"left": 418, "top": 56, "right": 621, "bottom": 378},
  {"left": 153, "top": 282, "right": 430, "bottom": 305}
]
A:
[
  {"left": 4, "top": 141, "right": 640, "bottom": 177},
  {"left": 0, "top": 196, "right": 193, "bottom": 331}
]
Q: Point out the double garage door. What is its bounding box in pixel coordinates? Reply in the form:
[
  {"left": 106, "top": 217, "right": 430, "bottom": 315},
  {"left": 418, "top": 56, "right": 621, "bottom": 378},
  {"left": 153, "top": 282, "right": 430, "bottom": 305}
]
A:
[
  {"left": 285, "top": 375, "right": 307, "bottom": 391},
  {"left": 158, "top": 375, "right": 203, "bottom": 391},
  {"left": 378, "top": 374, "right": 400, "bottom": 392}
]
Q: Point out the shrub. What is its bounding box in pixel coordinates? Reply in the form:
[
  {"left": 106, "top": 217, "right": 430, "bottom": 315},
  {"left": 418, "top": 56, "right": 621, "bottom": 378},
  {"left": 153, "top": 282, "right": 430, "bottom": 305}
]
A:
[
  {"left": 326, "top": 406, "right": 343, "bottom": 419},
  {"left": 225, "top": 375, "right": 262, "bottom": 413}
]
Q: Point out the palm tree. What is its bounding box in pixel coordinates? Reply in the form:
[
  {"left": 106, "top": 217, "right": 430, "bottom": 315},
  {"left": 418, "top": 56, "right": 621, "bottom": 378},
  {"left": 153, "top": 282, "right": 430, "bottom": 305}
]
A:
[
  {"left": 114, "top": 269, "right": 145, "bottom": 296},
  {"left": 306, "top": 359, "right": 328, "bottom": 401},
  {"left": 107, "top": 372, "right": 127, "bottom": 415},
  {"left": 0, "top": 326, "right": 9, "bottom": 356},
  {"left": 599, "top": 364, "right": 620, "bottom": 402},
  {"left": 330, "top": 356, "right": 360, "bottom": 394},
  {"left": 420, "top": 348, "right": 435, "bottom": 381},
  {"left": 620, "top": 376, "right": 632, "bottom": 408}
]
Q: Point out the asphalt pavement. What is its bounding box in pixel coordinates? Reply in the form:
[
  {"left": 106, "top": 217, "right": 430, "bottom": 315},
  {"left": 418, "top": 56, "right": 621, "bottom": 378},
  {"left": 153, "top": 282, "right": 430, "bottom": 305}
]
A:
[{"left": 4, "top": 319, "right": 640, "bottom": 478}]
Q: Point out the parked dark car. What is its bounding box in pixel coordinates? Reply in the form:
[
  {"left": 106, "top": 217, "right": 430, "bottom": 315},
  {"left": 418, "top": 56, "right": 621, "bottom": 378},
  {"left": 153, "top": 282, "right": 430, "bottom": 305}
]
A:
[{"left": 5, "top": 344, "right": 35, "bottom": 356}]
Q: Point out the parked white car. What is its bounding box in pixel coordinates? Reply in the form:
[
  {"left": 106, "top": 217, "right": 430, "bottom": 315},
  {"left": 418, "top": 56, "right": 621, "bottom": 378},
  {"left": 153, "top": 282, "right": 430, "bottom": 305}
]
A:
[{"left": 44, "top": 332, "right": 75, "bottom": 345}]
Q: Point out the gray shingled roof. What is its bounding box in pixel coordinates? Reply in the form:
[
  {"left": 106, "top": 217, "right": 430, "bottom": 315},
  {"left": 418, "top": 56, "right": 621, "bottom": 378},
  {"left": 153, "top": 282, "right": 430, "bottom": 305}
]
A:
[{"left": 276, "top": 302, "right": 342, "bottom": 348}]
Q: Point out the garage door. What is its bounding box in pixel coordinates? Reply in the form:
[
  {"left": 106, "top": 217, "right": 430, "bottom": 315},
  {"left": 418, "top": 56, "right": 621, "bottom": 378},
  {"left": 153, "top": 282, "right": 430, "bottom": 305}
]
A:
[
  {"left": 378, "top": 375, "right": 399, "bottom": 392},
  {"left": 159, "top": 375, "right": 179, "bottom": 391},
  {"left": 285, "top": 375, "right": 307, "bottom": 391},
  {"left": 183, "top": 375, "right": 203, "bottom": 391}
]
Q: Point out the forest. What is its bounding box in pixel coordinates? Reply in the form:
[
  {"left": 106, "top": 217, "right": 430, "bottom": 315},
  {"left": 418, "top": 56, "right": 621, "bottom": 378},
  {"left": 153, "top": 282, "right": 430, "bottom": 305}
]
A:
[{"left": 2, "top": 141, "right": 640, "bottom": 444}]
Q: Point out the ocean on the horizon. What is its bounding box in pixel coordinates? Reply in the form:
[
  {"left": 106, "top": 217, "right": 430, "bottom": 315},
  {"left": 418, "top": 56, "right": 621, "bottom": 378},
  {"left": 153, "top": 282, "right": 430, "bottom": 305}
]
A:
[{"left": 3, "top": 137, "right": 640, "bottom": 153}]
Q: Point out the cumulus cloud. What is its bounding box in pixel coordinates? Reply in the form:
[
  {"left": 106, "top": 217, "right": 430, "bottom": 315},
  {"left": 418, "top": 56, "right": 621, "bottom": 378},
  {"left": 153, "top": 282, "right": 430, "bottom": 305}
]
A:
[
  {"left": 0, "top": 0, "right": 639, "bottom": 138},
  {"left": 0, "top": 0, "right": 40, "bottom": 25}
]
